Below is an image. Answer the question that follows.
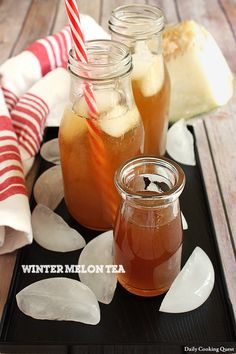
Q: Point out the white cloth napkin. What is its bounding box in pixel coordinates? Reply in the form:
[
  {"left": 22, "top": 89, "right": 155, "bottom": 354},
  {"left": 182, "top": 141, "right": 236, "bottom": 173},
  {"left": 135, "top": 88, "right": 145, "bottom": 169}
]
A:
[
  {"left": 0, "top": 26, "right": 72, "bottom": 112},
  {"left": 0, "top": 15, "right": 109, "bottom": 114},
  {"left": 0, "top": 88, "right": 32, "bottom": 254},
  {"left": 11, "top": 68, "right": 70, "bottom": 161},
  {"left": 0, "top": 14, "right": 108, "bottom": 254}
]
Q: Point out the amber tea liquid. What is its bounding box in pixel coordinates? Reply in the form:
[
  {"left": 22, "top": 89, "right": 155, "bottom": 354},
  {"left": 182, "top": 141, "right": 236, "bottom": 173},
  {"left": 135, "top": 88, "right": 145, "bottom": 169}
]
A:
[
  {"left": 114, "top": 204, "right": 183, "bottom": 296},
  {"left": 59, "top": 99, "right": 143, "bottom": 230},
  {"left": 132, "top": 66, "right": 170, "bottom": 156}
]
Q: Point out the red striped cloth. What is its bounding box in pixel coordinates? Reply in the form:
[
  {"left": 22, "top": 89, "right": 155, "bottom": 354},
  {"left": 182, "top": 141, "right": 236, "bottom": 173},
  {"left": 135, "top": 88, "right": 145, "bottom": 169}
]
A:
[
  {"left": 0, "top": 88, "right": 32, "bottom": 254},
  {"left": 0, "top": 15, "right": 109, "bottom": 254},
  {"left": 11, "top": 68, "right": 70, "bottom": 160},
  {"left": 0, "top": 26, "right": 72, "bottom": 112}
]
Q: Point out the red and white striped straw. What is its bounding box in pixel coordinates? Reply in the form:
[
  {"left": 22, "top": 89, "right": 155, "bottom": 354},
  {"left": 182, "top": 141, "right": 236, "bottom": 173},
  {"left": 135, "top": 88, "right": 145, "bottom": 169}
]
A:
[
  {"left": 65, "top": 0, "right": 98, "bottom": 118},
  {"left": 64, "top": 0, "right": 118, "bottom": 223}
]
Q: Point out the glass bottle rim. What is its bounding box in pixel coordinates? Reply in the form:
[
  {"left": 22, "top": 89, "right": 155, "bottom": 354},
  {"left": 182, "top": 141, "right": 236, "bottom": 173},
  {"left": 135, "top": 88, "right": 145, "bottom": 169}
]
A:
[
  {"left": 115, "top": 156, "right": 185, "bottom": 204},
  {"left": 68, "top": 39, "right": 132, "bottom": 81},
  {"left": 109, "top": 4, "right": 165, "bottom": 40}
]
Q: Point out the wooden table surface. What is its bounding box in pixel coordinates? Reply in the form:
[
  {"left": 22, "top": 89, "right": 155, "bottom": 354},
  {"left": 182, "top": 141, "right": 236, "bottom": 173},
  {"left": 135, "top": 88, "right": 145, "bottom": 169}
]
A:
[{"left": 0, "top": 0, "right": 236, "bottom": 337}]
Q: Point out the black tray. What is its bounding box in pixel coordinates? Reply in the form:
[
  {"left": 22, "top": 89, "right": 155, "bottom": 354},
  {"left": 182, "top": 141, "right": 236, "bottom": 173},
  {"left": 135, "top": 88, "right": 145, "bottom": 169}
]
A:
[{"left": 0, "top": 127, "right": 235, "bottom": 354}]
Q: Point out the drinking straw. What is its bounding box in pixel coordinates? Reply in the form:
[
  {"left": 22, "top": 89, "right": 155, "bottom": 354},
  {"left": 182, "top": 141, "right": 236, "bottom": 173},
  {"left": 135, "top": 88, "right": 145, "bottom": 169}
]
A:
[{"left": 64, "top": 0, "right": 118, "bottom": 224}]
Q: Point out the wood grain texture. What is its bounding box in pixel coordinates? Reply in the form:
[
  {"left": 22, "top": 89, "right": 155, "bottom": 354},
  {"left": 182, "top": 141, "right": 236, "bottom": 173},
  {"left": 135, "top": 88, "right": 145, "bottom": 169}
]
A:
[
  {"left": 100, "top": 0, "right": 147, "bottom": 30},
  {"left": 52, "top": 0, "right": 68, "bottom": 33},
  {"left": 53, "top": 0, "right": 102, "bottom": 33},
  {"left": 12, "top": 0, "right": 59, "bottom": 55},
  {"left": 147, "top": 0, "right": 180, "bottom": 23},
  {"left": 0, "top": 252, "right": 17, "bottom": 320},
  {"left": 79, "top": 0, "right": 102, "bottom": 23},
  {"left": 176, "top": 0, "right": 236, "bottom": 72},
  {"left": 176, "top": 0, "right": 236, "bottom": 256},
  {"left": 194, "top": 119, "right": 236, "bottom": 322},
  {"left": 219, "top": 0, "right": 236, "bottom": 38},
  {"left": 204, "top": 100, "right": 236, "bottom": 250},
  {"left": 0, "top": 0, "right": 32, "bottom": 63}
]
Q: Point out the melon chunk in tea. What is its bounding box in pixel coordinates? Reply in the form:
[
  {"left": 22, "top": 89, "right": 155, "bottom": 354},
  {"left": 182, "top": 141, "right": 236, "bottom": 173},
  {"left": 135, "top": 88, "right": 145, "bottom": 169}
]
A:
[
  {"left": 163, "top": 20, "right": 234, "bottom": 121},
  {"left": 99, "top": 105, "right": 141, "bottom": 138},
  {"left": 132, "top": 41, "right": 165, "bottom": 97},
  {"left": 16, "top": 277, "right": 100, "bottom": 324},
  {"left": 32, "top": 204, "right": 85, "bottom": 252},
  {"left": 74, "top": 89, "right": 141, "bottom": 138}
]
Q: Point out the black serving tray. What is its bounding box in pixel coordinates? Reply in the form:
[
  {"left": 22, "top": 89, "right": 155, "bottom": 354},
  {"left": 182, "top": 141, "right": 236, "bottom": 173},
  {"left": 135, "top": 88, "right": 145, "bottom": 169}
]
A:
[{"left": 0, "top": 127, "right": 235, "bottom": 354}]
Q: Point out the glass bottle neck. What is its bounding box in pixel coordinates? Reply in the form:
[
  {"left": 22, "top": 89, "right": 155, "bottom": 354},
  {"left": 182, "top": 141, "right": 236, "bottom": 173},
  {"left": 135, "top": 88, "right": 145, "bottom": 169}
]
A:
[
  {"left": 115, "top": 156, "right": 185, "bottom": 207},
  {"left": 109, "top": 4, "right": 165, "bottom": 56},
  {"left": 109, "top": 4, "right": 165, "bottom": 41},
  {"left": 68, "top": 40, "right": 132, "bottom": 82}
]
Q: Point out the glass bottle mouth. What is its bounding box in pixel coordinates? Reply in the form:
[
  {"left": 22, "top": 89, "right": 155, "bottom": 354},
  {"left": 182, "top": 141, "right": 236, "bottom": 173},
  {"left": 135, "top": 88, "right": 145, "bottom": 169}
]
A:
[
  {"left": 109, "top": 4, "right": 165, "bottom": 40},
  {"left": 115, "top": 156, "right": 185, "bottom": 205},
  {"left": 68, "top": 39, "right": 132, "bottom": 81}
]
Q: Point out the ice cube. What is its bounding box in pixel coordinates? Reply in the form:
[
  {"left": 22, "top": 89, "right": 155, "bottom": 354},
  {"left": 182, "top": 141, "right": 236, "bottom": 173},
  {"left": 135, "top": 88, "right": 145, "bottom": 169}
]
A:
[
  {"left": 74, "top": 90, "right": 120, "bottom": 117},
  {"left": 16, "top": 277, "right": 100, "bottom": 324},
  {"left": 78, "top": 230, "right": 117, "bottom": 304},
  {"left": 32, "top": 204, "right": 85, "bottom": 252},
  {"left": 159, "top": 247, "right": 215, "bottom": 313},
  {"left": 132, "top": 41, "right": 165, "bottom": 97},
  {"left": 40, "top": 138, "right": 60, "bottom": 165},
  {"left": 33, "top": 165, "right": 64, "bottom": 210},
  {"left": 139, "top": 55, "right": 165, "bottom": 97},
  {"left": 166, "top": 119, "right": 196, "bottom": 166},
  {"left": 132, "top": 41, "right": 153, "bottom": 80},
  {"left": 99, "top": 105, "right": 140, "bottom": 138},
  {"left": 181, "top": 212, "right": 188, "bottom": 230}
]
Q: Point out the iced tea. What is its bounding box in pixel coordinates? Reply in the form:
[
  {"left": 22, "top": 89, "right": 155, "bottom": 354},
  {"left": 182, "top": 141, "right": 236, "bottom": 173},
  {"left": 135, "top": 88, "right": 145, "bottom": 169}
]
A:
[
  {"left": 114, "top": 204, "right": 183, "bottom": 296},
  {"left": 132, "top": 53, "right": 170, "bottom": 155},
  {"left": 109, "top": 4, "right": 170, "bottom": 156},
  {"left": 59, "top": 93, "right": 144, "bottom": 230},
  {"left": 114, "top": 156, "right": 185, "bottom": 296}
]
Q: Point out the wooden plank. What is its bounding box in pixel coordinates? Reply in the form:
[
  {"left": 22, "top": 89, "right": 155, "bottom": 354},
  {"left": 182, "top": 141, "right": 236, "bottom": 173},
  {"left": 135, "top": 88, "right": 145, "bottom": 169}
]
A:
[
  {"left": 219, "top": 0, "right": 236, "bottom": 38},
  {"left": 0, "top": 0, "right": 32, "bottom": 63},
  {"left": 0, "top": 252, "right": 17, "bottom": 319},
  {"left": 53, "top": 0, "right": 102, "bottom": 33},
  {"left": 52, "top": 0, "right": 68, "bottom": 33},
  {"left": 204, "top": 99, "right": 236, "bottom": 250},
  {"left": 176, "top": 0, "right": 236, "bottom": 258},
  {"left": 176, "top": 0, "right": 236, "bottom": 72},
  {"left": 100, "top": 0, "right": 147, "bottom": 30},
  {"left": 147, "top": 0, "right": 180, "bottom": 23},
  {"left": 79, "top": 0, "right": 102, "bottom": 23},
  {"left": 193, "top": 119, "right": 236, "bottom": 322},
  {"left": 12, "top": 0, "right": 59, "bottom": 56}
]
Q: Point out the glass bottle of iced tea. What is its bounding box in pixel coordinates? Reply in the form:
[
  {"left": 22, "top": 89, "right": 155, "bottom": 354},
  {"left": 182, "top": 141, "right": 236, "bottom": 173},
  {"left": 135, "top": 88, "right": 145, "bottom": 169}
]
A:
[
  {"left": 59, "top": 40, "right": 144, "bottom": 231},
  {"left": 109, "top": 5, "right": 170, "bottom": 156},
  {"left": 114, "top": 156, "right": 185, "bottom": 297}
]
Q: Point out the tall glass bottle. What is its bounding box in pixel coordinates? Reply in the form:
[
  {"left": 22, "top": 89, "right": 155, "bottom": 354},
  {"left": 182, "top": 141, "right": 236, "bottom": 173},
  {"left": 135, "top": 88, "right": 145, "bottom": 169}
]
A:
[
  {"left": 59, "top": 40, "right": 144, "bottom": 231},
  {"left": 109, "top": 4, "right": 170, "bottom": 156}
]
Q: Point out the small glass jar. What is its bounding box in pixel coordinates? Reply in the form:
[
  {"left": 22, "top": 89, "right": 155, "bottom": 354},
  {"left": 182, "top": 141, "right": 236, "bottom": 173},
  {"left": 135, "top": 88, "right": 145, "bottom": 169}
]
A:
[
  {"left": 109, "top": 4, "right": 170, "bottom": 156},
  {"left": 59, "top": 40, "right": 144, "bottom": 231},
  {"left": 114, "top": 156, "right": 185, "bottom": 297}
]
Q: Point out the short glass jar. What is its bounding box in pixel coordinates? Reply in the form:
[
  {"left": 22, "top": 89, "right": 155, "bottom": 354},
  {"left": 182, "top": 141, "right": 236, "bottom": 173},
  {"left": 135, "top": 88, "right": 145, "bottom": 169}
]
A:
[
  {"left": 114, "top": 156, "right": 185, "bottom": 296},
  {"left": 109, "top": 4, "right": 170, "bottom": 156}
]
